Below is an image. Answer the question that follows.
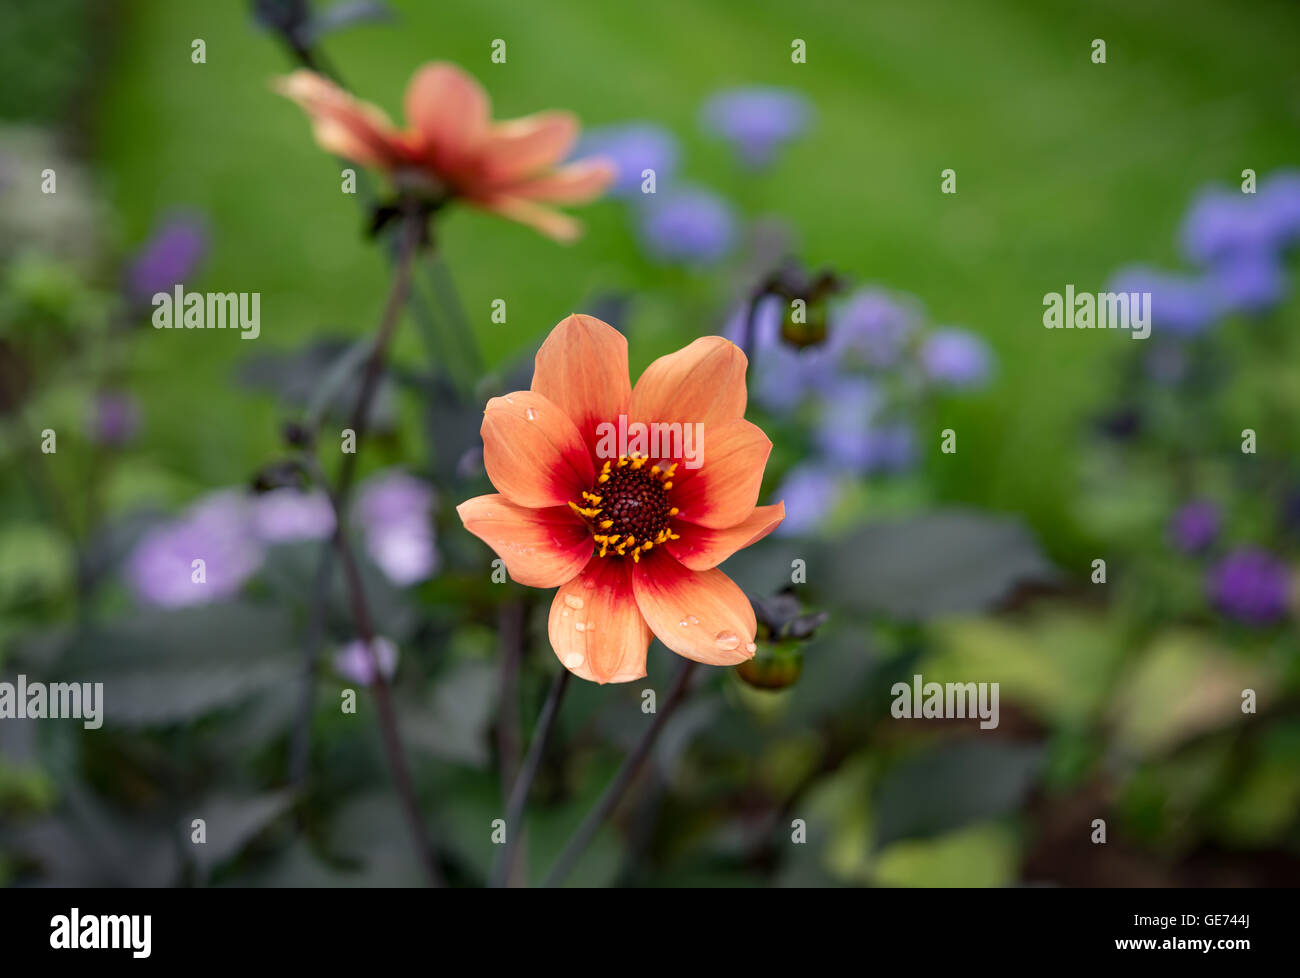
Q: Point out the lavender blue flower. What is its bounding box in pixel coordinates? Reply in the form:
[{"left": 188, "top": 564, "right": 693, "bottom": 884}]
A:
[
  {"left": 1168, "top": 501, "right": 1219, "bottom": 553},
  {"left": 1258, "top": 169, "right": 1300, "bottom": 248},
  {"left": 772, "top": 464, "right": 840, "bottom": 536},
  {"left": 831, "top": 288, "right": 922, "bottom": 369},
  {"left": 637, "top": 188, "right": 735, "bottom": 264},
  {"left": 919, "top": 328, "right": 993, "bottom": 390},
  {"left": 253, "top": 488, "right": 336, "bottom": 543},
  {"left": 126, "top": 214, "right": 207, "bottom": 304},
  {"left": 126, "top": 490, "right": 264, "bottom": 608},
  {"left": 574, "top": 123, "right": 679, "bottom": 198},
  {"left": 1108, "top": 266, "right": 1217, "bottom": 338},
  {"left": 810, "top": 378, "right": 913, "bottom": 475},
  {"left": 701, "top": 87, "right": 811, "bottom": 168},
  {"left": 1207, "top": 249, "right": 1286, "bottom": 316},
  {"left": 1180, "top": 187, "right": 1277, "bottom": 265},
  {"left": 1208, "top": 548, "right": 1290, "bottom": 626},
  {"left": 354, "top": 470, "right": 439, "bottom": 586},
  {"left": 334, "top": 636, "right": 399, "bottom": 686},
  {"left": 89, "top": 391, "right": 141, "bottom": 447}
]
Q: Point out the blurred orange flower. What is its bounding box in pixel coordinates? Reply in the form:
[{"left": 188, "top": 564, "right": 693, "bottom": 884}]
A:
[
  {"left": 275, "top": 62, "right": 615, "bottom": 242},
  {"left": 458, "top": 315, "right": 784, "bottom": 683}
]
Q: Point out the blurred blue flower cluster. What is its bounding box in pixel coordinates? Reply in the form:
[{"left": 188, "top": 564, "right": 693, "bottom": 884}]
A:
[
  {"left": 1105, "top": 171, "right": 1300, "bottom": 628},
  {"left": 125, "top": 212, "right": 208, "bottom": 306},
  {"left": 1109, "top": 170, "right": 1300, "bottom": 361},
  {"left": 728, "top": 288, "right": 994, "bottom": 535},
  {"left": 700, "top": 87, "right": 812, "bottom": 168},
  {"left": 576, "top": 85, "right": 811, "bottom": 266},
  {"left": 1165, "top": 501, "right": 1291, "bottom": 626},
  {"left": 125, "top": 469, "right": 437, "bottom": 608}
]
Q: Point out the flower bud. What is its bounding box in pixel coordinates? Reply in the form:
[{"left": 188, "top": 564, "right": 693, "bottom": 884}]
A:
[{"left": 736, "top": 641, "right": 803, "bottom": 690}]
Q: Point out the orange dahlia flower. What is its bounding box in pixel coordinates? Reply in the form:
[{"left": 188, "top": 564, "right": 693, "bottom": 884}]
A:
[
  {"left": 458, "top": 315, "right": 785, "bottom": 684},
  {"left": 275, "top": 62, "right": 615, "bottom": 242}
]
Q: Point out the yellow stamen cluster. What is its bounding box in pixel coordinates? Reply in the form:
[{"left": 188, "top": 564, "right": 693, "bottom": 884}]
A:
[{"left": 569, "top": 454, "right": 681, "bottom": 562}]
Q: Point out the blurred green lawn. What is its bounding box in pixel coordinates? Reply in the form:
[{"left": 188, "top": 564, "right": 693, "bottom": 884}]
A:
[{"left": 87, "top": 0, "right": 1300, "bottom": 563}]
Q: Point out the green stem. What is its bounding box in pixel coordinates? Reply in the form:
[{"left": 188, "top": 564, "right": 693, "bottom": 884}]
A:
[{"left": 542, "top": 660, "right": 696, "bottom": 887}]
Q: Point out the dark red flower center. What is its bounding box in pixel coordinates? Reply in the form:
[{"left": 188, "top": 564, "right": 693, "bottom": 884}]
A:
[{"left": 569, "top": 455, "right": 680, "bottom": 561}]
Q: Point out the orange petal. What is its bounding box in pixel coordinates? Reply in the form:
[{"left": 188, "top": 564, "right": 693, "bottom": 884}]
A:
[
  {"left": 456, "top": 494, "right": 592, "bottom": 588},
  {"left": 403, "top": 62, "right": 491, "bottom": 161},
  {"left": 628, "top": 336, "right": 748, "bottom": 430},
  {"left": 482, "top": 391, "right": 595, "bottom": 508},
  {"left": 274, "top": 70, "right": 403, "bottom": 169},
  {"left": 481, "top": 111, "right": 580, "bottom": 185},
  {"left": 631, "top": 551, "right": 756, "bottom": 666},
  {"left": 506, "top": 158, "right": 617, "bottom": 204},
  {"left": 668, "top": 419, "right": 772, "bottom": 529},
  {"left": 477, "top": 196, "right": 583, "bottom": 243},
  {"left": 666, "top": 502, "right": 785, "bottom": 571},
  {"left": 549, "top": 557, "right": 651, "bottom": 684},
  {"left": 531, "top": 314, "right": 631, "bottom": 462}
]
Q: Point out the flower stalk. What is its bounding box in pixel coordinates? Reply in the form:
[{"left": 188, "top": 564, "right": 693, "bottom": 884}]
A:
[
  {"left": 542, "top": 659, "right": 696, "bottom": 888},
  {"left": 490, "top": 668, "right": 572, "bottom": 888}
]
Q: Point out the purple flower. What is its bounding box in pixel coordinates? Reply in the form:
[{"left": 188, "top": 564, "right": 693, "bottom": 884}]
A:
[
  {"left": 859, "top": 424, "right": 918, "bottom": 475},
  {"left": 701, "top": 87, "right": 811, "bottom": 168},
  {"left": 354, "top": 470, "right": 438, "bottom": 586},
  {"left": 832, "top": 288, "right": 921, "bottom": 369},
  {"left": 637, "top": 188, "right": 735, "bottom": 264},
  {"left": 814, "top": 380, "right": 918, "bottom": 476},
  {"left": 1208, "top": 549, "right": 1290, "bottom": 626},
  {"left": 815, "top": 377, "right": 881, "bottom": 469},
  {"left": 334, "top": 636, "right": 399, "bottom": 686},
  {"left": 574, "top": 123, "right": 679, "bottom": 198},
  {"left": 1259, "top": 169, "right": 1300, "bottom": 248},
  {"left": 1168, "top": 501, "right": 1219, "bottom": 553},
  {"left": 919, "top": 328, "right": 993, "bottom": 390},
  {"left": 126, "top": 490, "right": 264, "bottom": 607},
  {"left": 253, "top": 488, "right": 336, "bottom": 543},
  {"left": 89, "top": 391, "right": 141, "bottom": 446},
  {"left": 1180, "top": 187, "right": 1277, "bottom": 265},
  {"left": 1108, "top": 266, "right": 1217, "bottom": 338},
  {"left": 1207, "top": 249, "right": 1286, "bottom": 316},
  {"left": 772, "top": 464, "right": 840, "bottom": 536},
  {"left": 126, "top": 214, "right": 207, "bottom": 304}
]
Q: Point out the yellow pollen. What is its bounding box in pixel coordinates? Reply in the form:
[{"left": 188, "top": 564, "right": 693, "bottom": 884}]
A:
[{"left": 572, "top": 452, "right": 685, "bottom": 561}]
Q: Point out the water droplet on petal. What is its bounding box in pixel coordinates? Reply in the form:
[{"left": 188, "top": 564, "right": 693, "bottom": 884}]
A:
[
  {"left": 564, "top": 653, "right": 584, "bottom": 668},
  {"left": 505, "top": 396, "right": 515, "bottom": 404},
  {"left": 525, "top": 407, "right": 537, "bottom": 421},
  {"left": 688, "top": 615, "right": 699, "bottom": 625},
  {"left": 714, "top": 630, "right": 740, "bottom": 651},
  {"left": 564, "top": 594, "right": 584, "bottom": 610},
  {"left": 561, "top": 609, "right": 570, "bottom": 618},
  {"left": 745, "top": 642, "right": 757, "bottom": 654},
  {"left": 678, "top": 618, "right": 689, "bottom": 628},
  {"left": 574, "top": 621, "right": 586, "bottom": 632}
]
